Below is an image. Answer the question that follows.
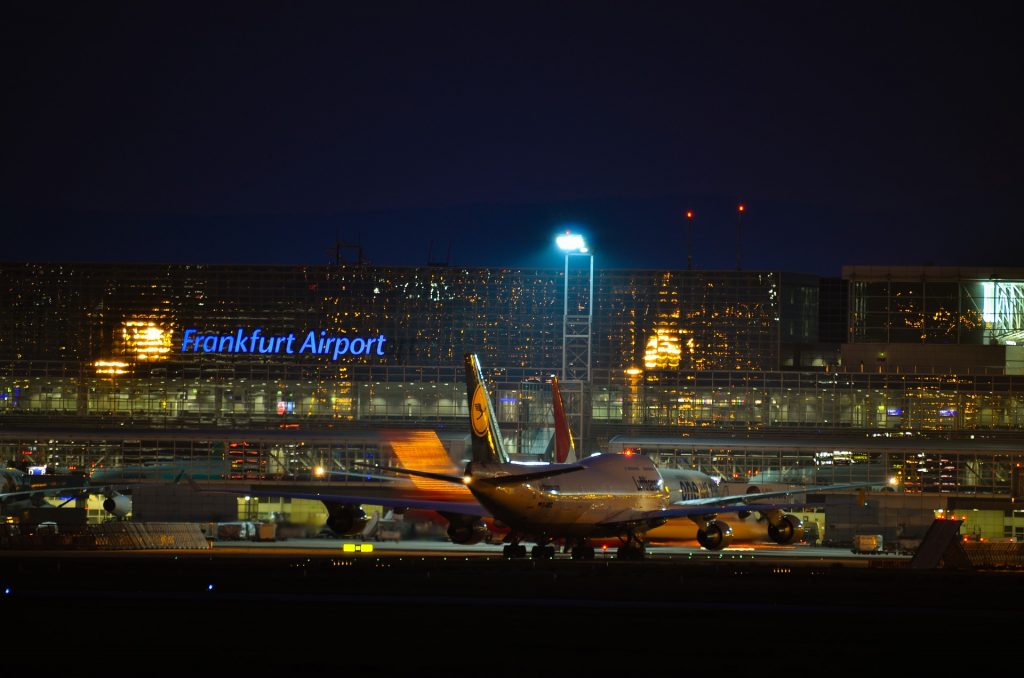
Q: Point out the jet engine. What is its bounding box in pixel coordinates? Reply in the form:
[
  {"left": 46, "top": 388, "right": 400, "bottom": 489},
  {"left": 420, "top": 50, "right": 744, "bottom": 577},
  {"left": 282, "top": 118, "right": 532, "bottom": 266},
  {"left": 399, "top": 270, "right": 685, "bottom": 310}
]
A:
[
  {"left": 767, "top": 513, "right": 804, "bottom": 545},
  {"left": 696, "top": 519, "right": 734, "bottom": 550},
  {"left": 323, "top": 503, "right": 369, "bottom": 536},
  {"left": 102, "top": 493, "right": 133, "bottom": 518},
  {"left": 446, "top": 518, "right": 489, "bottom": 545}
]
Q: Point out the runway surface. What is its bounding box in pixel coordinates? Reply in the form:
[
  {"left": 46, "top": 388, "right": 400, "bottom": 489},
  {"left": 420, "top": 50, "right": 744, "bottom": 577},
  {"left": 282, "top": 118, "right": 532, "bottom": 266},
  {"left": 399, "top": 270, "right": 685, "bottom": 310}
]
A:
[
  {"left": 2, "top": 538, "right": 1021, "bottom": 672},
  {"left": 209, "top": 537, "right": 911, "bottom": 562}
]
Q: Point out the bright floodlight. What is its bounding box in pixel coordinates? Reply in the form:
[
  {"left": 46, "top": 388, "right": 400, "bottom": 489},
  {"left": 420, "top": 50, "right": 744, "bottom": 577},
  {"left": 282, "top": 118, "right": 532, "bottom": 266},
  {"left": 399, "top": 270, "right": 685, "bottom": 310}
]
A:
[{"left": 556, "top": 231, "right": 587, "bottom": 252}]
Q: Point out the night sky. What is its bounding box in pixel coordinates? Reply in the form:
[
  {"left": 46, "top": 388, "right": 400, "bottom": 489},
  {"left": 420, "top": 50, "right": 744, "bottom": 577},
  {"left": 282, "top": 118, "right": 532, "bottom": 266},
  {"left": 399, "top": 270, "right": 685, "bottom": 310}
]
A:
[{"left": 2, "top": 2, "right": 1022, "bottom": 275}]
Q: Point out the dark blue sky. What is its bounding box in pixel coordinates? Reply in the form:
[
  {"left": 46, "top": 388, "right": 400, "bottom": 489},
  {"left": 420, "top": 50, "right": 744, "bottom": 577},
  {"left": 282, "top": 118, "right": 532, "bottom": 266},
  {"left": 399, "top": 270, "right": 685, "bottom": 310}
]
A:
[{"left": 2, "top": 2, "right": 1022, "bottom": 275}]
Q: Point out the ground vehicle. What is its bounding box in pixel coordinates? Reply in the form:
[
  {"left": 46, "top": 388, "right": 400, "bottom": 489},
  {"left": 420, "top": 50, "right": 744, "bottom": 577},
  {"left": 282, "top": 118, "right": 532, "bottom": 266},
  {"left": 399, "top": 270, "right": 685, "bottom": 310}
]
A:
[
  {"left": 376, "top": 518, "right": 401, "bottom": 542},
  {"left": 215, "top": 521, "right": 257, "bottom": 540},
  {"left": 852, "top": 534, "right": 884, "bottom": 554},
  {"left": 36, "top": 521, "right": 60, "bottom": 535}
]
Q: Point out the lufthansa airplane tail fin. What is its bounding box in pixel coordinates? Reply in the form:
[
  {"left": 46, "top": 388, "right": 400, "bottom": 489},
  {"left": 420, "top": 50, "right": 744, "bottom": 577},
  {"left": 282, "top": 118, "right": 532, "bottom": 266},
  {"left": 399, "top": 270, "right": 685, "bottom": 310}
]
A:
[
  {"left": 551, "top": 377, "right": 576, "bottom": 463},
  {"left": 464, "top": 353, "right": 510, "bottom": 464}
]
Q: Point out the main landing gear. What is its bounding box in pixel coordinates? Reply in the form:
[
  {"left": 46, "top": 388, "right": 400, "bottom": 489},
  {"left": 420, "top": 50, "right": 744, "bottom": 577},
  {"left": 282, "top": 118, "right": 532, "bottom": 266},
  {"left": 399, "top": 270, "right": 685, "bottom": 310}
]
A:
[
  {"left": 530, "top": 544, "right": 556, "bottom": 560},
  {"left": 570, "top": 543, "right": 596, "bottom": 560},
  {"left": 615, "top": 532, "right": 646, "bottom": 560},
  {"left": 502, "top": 543, "right": 527, "bottom": 559},
  {"left": 501, "top": 542, "right": 556, "bottom": 559}
]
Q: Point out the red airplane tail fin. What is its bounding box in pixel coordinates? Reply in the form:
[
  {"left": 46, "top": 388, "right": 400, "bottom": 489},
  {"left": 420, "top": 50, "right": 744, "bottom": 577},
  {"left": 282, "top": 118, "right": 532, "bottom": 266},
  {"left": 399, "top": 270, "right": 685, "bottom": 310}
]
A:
[{"left": 551, "top": 377, "right": 576, "bottom": 463}]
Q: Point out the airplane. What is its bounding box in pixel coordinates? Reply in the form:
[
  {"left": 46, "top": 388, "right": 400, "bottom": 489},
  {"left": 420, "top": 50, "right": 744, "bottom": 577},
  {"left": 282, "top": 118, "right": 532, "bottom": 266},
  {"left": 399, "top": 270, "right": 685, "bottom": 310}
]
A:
[
  {"left": 191, "top": 355, "right": 657, "bottom": 558},
  {"left": 1, "top": 463, "right": 204, "bottom": 522},
  {"left": 88, "top": 458, "right": 234, "bottom": 518},
  {"left": 549, "top": 376, "right": 851, "bottom": 550},
  {"left": 366, "top": 354, "right": 876, "bottom": 558},
  {"left": 189, "top": 353, "right": 865, "bottom": 559},
  {"left": 0, "top": 466, "right": 93, "bottom": 516}
]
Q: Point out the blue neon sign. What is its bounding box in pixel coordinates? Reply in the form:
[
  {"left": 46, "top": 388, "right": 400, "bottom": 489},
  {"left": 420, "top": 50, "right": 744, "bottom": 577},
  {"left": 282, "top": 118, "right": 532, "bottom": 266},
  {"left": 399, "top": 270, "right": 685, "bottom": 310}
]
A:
[{"left": 181, "top": 328, "right": 387, "bottom": 361}]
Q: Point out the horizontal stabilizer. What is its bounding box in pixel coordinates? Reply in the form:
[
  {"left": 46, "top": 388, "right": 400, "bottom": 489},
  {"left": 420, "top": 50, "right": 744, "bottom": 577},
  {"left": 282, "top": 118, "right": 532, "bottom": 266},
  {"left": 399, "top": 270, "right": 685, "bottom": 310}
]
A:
[
  {"left": 479, "top": 464, "right": 586, "bottom": 486},
  {"left": 676, "top": 481, "right": 873, "bottom": 507},
  {"left": 354, "top": 462, "right": 466, "bottom": 485},
  {"left": 190, "top": 476, "right": 489, "bottom": 517}
]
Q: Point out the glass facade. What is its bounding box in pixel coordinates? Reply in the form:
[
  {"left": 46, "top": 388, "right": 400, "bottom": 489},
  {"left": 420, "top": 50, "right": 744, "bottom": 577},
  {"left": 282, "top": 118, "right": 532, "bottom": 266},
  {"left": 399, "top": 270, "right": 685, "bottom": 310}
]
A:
[
  {"left": 846, "top": 266, "right": 1024, "bottom": 345},
  {"left": 2, "top": 261, "right": 1024, "bottom": 498},
  {"left": 594, "top": 270, "right": 780, "bottom": 372}
]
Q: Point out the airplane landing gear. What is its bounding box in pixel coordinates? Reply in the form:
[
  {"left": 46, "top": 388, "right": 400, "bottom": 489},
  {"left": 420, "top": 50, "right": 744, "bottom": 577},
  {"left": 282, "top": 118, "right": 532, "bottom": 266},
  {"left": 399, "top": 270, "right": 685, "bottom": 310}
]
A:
[
  {"left": 615, "top": 532, "right": 646, "bottom": 560},
  {"left": 615, "top": 543, "right": 646, "bottom": 560},
  {"left": 570, "top": 544, "right": 596, "bottom": 560},
  {"left": 530, "top": 544, "right": 556, "bottom": 560},
  {"left": 503, "top": 543, "right": 527, "bottom": 558},
  {"left": 502, "top": 533, "right": 527, "bottom": 559}
]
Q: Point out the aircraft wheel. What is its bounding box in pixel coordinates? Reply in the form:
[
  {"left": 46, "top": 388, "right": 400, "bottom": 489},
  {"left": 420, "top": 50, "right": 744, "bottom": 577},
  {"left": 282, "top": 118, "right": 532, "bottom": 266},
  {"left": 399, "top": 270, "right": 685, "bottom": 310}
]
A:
[
  {"left": 504, "top": 544, "right": 527, "bottom": 559},
  {"left": 530, "top": 545, "right": 554, "bottom": 560},
  {"left": 616, "top": 544, "right": 646, "bottom": 560}
]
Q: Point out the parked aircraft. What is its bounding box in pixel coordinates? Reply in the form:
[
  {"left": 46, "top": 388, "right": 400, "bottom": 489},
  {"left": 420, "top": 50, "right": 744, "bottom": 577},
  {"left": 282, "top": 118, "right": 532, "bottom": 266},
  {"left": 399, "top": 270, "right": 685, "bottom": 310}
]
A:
[
  {"left": 206, "top": 355, "right": 658, "bottom": 558},
  {"left": 0, "top": 466, "right": 91, "bottom": 515},
  {"left": 191, "top": 354, "right": 863, "bottom": 559},
  {"left": 340, "top": 354, "right": 844, "bottom": 558},
  {"left": 89, "top": 458, "right": 233, "bottom": 517},
  {"left": 1, "top": 463, "right": 206, "bottom": 520},
  {"left": 549, "top": 376, "right": 845, "bottom": 549}
]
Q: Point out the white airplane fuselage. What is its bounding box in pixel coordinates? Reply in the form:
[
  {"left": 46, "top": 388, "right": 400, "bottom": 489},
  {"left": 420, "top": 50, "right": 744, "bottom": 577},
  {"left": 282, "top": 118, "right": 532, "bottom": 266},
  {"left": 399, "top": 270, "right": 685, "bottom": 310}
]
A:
[{"left": 467, "top": 454, "right": 669, "bottom": 538}]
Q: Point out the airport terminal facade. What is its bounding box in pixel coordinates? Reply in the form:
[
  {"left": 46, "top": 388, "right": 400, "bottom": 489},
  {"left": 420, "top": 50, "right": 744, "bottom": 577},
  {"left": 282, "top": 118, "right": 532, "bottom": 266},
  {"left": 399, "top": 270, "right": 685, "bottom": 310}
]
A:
[{"left": 2, "top": 261, "right": 1024, "bottom": 537}]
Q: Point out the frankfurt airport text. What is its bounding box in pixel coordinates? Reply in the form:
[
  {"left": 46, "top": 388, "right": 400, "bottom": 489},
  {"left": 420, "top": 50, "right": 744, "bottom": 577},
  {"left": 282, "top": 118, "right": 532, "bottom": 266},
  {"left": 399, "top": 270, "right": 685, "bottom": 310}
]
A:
[{"left": 181, "top": 328, "right": 387, "bottom": 360}]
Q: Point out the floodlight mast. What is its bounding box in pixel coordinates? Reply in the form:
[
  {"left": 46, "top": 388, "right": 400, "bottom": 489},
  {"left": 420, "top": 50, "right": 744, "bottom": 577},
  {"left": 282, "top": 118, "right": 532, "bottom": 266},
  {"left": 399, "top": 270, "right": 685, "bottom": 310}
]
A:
[{"left": 555, "top": 229, "right": 593, "bottom": 457}]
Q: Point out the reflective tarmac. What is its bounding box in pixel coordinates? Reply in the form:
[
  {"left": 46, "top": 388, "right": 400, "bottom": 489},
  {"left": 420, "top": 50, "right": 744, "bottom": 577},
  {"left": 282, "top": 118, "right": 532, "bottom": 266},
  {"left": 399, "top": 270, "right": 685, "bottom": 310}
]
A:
[
  {"left": 1, "top": 535, "right": 1018, "bottom": 673},
  {"left": 209, "top": 536, "right": 911, "bottom": 566}
]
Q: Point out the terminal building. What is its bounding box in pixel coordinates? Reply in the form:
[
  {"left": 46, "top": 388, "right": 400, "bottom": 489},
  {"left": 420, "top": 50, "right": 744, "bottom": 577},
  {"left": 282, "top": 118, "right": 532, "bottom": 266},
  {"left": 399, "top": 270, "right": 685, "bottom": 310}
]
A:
[{"left": 2, "top": 260, "right": 1023, "bottom": 542}]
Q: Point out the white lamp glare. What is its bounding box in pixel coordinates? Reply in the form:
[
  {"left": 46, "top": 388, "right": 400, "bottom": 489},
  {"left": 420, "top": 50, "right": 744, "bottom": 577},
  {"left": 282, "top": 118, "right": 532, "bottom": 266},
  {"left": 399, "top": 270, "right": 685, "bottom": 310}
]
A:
[{"left": 556, "top": 232, "right": 586, "bottom": 252}]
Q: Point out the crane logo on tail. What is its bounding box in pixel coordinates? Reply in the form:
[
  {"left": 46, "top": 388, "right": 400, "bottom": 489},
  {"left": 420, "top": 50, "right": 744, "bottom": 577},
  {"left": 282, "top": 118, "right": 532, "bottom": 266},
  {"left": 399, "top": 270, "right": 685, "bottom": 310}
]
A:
[{"left": 471, "top": 384, "right": 490, "bottom": 437}]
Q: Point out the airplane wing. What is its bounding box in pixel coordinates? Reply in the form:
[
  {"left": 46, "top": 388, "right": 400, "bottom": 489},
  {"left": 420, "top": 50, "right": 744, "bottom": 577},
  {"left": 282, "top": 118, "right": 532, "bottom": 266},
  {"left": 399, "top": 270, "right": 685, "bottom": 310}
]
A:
[
  {"left": 0, "top": 484, "right": 95, "bottom": 501},
  {"left": 657, "top": 502, "right": 810, "bottom": 518},
  {"left": 673, "top": 481, "right": 871, "bottom": 507},
  {"left": 598, "top": 486, "right": 862, "bottom": 531},
  {"left": 325, "top": 469, "right": 400, "bottom": 483},
  {"left": 190, "top": 481, "right": 491, "bottom": 518},
  {"left": 353, "top": 463, "right": 466, "bottom": 484},
  {"left": 597, "top": 502, "right": 809, "bottom": 528},
  {"left": 593, "top": 507, "right": 671, "bottom": 531},
  {"left": 1, "top": 476, "right": 215, "bottom": 503},
  {"left": 478, "top": 465, "right": 586, "bottom": 486},
  {"left": 353, "top": 462, "right": 587, "bottom": 486}
]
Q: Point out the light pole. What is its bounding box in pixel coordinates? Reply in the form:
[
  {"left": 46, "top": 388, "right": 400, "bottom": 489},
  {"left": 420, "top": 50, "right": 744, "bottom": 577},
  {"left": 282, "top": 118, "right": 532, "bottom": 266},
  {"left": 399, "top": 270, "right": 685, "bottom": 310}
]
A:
[
  {"left": 556, "top": 230, "right": 593, "bottom": 460},
  {"left": 685, "top": 210, "right": 694, "bottom": 271},
  {"left": 556, "top": 231, "right": 593, "bottom": 382},
  {"left": 736, "top": 203, "right": 745, "bottom": 271}
]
